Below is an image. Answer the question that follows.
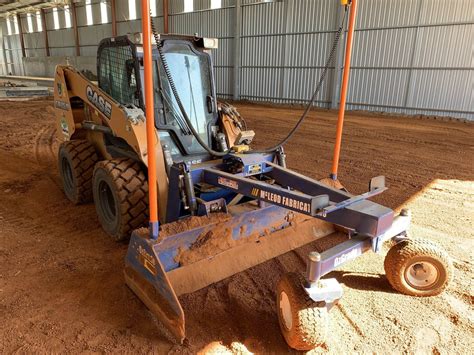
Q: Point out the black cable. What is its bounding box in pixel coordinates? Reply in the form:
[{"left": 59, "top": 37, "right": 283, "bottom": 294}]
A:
[
  {"left": 251, "top": 6, "right": 348, "bottom": 153},
  {"left": 150, "top": 16, "right": 230, "bottom": 156},
  {"left": 150, "top": 6, "right": 347, "bottom": 156}
]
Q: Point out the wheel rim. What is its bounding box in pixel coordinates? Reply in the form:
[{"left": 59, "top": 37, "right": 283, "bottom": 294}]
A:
[
  {"left": 279, "top": 291, "right": 293, "bottom": 331},
  {"left": 61, "top": 157, "right": 74, "bottom": 191},
  {"left": 405, "top": 261, "right": 439, "bottom": 289},
  {"left": 98, "top": 180, "right": 117, "bottom": 224}
]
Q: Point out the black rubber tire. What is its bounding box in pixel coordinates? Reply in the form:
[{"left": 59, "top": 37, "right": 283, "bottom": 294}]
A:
[
  {"left": 276, "top": 272, "right": 328, "bottom": 351},
  {"left": 92, "top": 158, "right": 148, "bottom": 241},
  {"left": 58, "top": 139, "right": 98, "bottom": 205},
  {"left": 384, "top": 238, "right": 452, "bottom": 297}
]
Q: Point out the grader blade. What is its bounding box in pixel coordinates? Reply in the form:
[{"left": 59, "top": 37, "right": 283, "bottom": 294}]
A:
[
  {"left": 124, "top": 204, "right": 334, "bottom": 339},
  {"left": 124, "top": 230, "right": 185, "bottom": 341},
  {"left": 168, "top": 217, "right": 333, "bottom": 296}
]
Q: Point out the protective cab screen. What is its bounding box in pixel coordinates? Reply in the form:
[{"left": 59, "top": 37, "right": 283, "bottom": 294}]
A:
[{"left": 153, "top": 42, "right": 214, "bottom": 157}]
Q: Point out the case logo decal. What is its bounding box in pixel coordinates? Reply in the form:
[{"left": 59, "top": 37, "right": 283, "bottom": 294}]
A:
[{"left": 86, "top": 85, "right": 112, "bottom": 119}]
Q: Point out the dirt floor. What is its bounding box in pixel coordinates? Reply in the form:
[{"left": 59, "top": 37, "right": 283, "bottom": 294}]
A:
[{"left": 1, "top": 98, "right": 473, "bottom": 353}]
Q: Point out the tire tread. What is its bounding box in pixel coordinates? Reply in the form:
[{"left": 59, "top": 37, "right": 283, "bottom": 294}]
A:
[
  {"left": 384, "top": 239, "right": 452, "bottom": 296},
  {"left": 58, "top": 139, "right": 98, "bottom": 204},
  {"left": 93, "top": 158, "right": 148, "bottom": 241},
  {"left": 277, "top": 272, "right": 328, "bottom": 351}
]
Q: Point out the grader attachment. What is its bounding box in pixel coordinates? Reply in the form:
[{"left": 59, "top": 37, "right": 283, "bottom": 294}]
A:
[
  {"left": 125, "top": 204, "right": 332, "bottom": 341},
  {"left": 123, "top": 149, "right": 397, "bottom": 342}
]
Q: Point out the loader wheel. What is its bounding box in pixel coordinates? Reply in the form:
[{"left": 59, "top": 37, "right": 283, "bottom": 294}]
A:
[
  {"left": 384, "top": 239, "right": 452, "bottom": 297},
  {"left": 92, "top": 159, "right": 148, "bottom": 241},
  {"left": 276, "top": 272, "right": 328, "bottom": 351},
  {"left": 58, "top": 139, "right": 98, "bottom": 204}
]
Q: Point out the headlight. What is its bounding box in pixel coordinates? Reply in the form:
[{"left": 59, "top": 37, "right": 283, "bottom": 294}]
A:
[{"left": 203, "top": 37, "right": 218, "bottom": 49}]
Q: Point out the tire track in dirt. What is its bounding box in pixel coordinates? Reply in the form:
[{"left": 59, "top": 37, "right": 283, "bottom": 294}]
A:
[{"left": 33, "top": 126, "right": 61, "bottom": 189}]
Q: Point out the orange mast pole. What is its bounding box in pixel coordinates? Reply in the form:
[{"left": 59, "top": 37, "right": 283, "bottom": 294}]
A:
[
  {"left": 141, "top": 0, "right": 159, "bottom": 239},
  {"left": 331, "top": 0, "right": 358, "bottom": 180}
]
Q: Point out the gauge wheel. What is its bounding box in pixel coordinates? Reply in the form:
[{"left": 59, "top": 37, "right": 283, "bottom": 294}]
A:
[
  {"left": 92, "top": 158, "right": 148, "bottom": 241},
  {"left": 58, "top": 139, "right": 98, "bottom": 204},
  {"left": 384, "top": 238, "right": 452, "bottom": 296},
  {"left": 276, "top": 272, "right": 328, "bottom": 351}
]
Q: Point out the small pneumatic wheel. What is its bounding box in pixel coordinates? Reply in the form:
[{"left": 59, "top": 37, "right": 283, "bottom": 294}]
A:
[
  {"left": 384, "top": 238, "right": 452, "bottom": 297},
  {"left": 276, "top": 272, "right": 328, "bottom": 351}
]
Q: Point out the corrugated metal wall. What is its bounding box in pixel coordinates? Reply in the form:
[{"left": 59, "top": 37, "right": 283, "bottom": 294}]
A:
[
  {"left": 0, "top": 0, "right": 472, "bottom": 120},
  {"left": 169, "top": 0, "right": 235, "bottom": 98},
  {"left": 348, "top": 0, "right": 473, "bottom": 118},
  {"left": 1, "top": 17, "right": 24, "bottom": 75},
  {"left": 239, "top": 0, "right": 340, "bottom": 106}
]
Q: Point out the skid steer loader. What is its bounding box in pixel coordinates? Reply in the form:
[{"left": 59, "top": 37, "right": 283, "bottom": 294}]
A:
[{"left": 53, "top": 9, "right": 452, "bottom": 350}]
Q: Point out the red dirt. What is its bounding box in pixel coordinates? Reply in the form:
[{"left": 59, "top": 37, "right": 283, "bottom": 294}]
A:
[
  {"left": 1, "top": 98, "right": 473, "bottom": 353},
  {"left": 176, "top": 223, "right": 236, "bottom": 266},
  {"left": 159, "top": 213, "right": 231, "bottom": 241}
]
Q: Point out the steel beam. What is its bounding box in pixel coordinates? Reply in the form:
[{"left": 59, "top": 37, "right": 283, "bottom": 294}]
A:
[
  {"left": 403, "top": 0, "right": 424, "bottom": 108},
  {"left": 232, "top": 0, "right": 242, "bottom": 100},
  {"left": 163, "top": 0, "right": 169, "bottom": 33},
  {"left": 17, "top": 14, "right": 26, "bottom": 58},
  {"left": 111, "top": 0, "right": 117, "bottom": 37},
  {"left": 71, "top": 3, "right": 80, "bottom": 56},
  {"left": 0, "top": 25, "right": 7, "bottom": 75},
  {"left": 40, "top": 9, "right": 50, "bottom": 57},
  {"left": 279, "top": 0, "right": 294, "bottom": 101}
]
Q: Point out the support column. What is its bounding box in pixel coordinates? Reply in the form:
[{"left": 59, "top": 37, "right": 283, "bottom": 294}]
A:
[
  {"left": 163, "top": 0, "right": 169, "bottom": 33},
  {"left": 0, "top": 25, "right": 7, "bottom": 75},
  {"left": 403, "top": 0, "right": 424, "bottom": 108},
  {"left": 17, "top": 14, "right": 26, "bottom": 58},
  {"left": 279, "top": 0, "right": 294, "bottom": 102},
  {"left": 111, "top": 0, "right": 117, "bottom": 36},
  {"left": 71, "top": 3, "right": 80, "bottom": 56},
  {"left": 232, "top": 0, "right": 242, "bottom": 101},
  {"left": 40, "top": 9, "right": 50, "bottom": 57}
]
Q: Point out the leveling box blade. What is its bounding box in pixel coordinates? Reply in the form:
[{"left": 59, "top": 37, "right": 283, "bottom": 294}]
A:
[{"left": 124, "top": 205, "right": 334, "bottom": 341}]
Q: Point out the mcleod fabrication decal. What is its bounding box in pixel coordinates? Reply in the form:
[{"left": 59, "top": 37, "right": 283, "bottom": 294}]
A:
[
  {"left": 253, "top": 188, "right": 311, "bottom": 214},
  {"left": 86, "top": 85, "right": 112, "bottom": 119}
]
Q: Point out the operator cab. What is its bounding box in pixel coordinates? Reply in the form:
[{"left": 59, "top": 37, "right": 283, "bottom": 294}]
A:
[{"left": 97, "top": 33, "right": 220, "bottom": 166}]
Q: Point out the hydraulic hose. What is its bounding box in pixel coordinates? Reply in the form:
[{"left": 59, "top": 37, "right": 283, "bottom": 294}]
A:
[
  {"left": 150, "top": 7, "right": 347, "bottom": 157},
  {"left": 150, "top": 17, "right": 230, "bottom": 157},
  {"left": 252, "top": 7, "right": 348, "bottom": 153}
]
